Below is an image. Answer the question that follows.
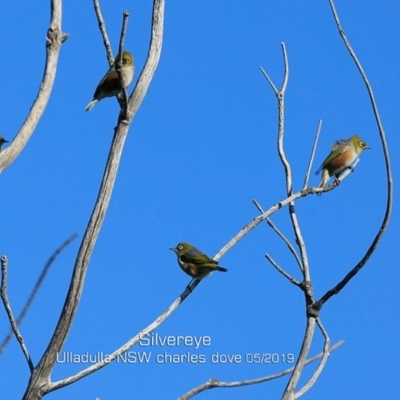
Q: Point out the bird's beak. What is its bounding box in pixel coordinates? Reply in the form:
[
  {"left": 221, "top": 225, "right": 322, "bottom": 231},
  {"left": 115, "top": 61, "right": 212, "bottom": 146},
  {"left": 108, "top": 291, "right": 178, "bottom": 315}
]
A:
[{"left": 170, "top": 247, "right": 176, "bottom": 252}]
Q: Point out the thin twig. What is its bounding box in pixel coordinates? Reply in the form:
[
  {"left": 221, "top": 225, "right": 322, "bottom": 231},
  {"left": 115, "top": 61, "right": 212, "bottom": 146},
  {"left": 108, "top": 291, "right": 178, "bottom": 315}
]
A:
[
  {"left": 93, "top": 0, "right": 113, "bottom": 64},
  {"left": 311, "top": 0, "right": 393, "bottom": 311},
  {"left": 178, "top": 340, "right": 344, "bottom": 400},
  {"left": 303, "top": 120, "right": 322, "bottom": 190},
  {"left": 280, "top": 43, "right": 289, "bottom": 94},
  {"left": 276, "top": 43, "right": 291, "bottom": 193},
  {"left": 265, "top": 254, "right": 301, "bottom": 287},
  {"left": 287, "top": 201, "right": 310, "bottom": 281},
  {"left": 253, "top": 199, "right": 303, "bottom": 270},
  {"left": 266, "top": 217, "right": 303, "bottom": 271},
  {"left": 118, "top": 11, "right": 129, "bottom": 58},
  {"left": 1, "top": 256, "right": 34, "bottom": 371},
  {"left": 0, "top": 234, "right": 77, "bottom": 355},
  {"left": 115, "top": 11, "right": 130, "bottom": 117},
  {"left": 266, "top": 218, "right": 303, "bottom": 271},
  {"left": 294, "top": 318, "right": 331, "bottom": 398},
  {"left": 259, "top": 67, "right": 278, "bottom": 95}
]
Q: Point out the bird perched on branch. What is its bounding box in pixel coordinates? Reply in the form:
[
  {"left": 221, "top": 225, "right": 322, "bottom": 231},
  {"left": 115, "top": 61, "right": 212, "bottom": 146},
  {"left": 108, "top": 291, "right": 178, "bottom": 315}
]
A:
[
  {"left": 85, "top": 51, "right": 134, "bottom": 111},
  {"left": 170, "top": 242, "right": 227, "bottom": 286},
  {"left": 0, "top": 135, "right": 8, "bottom": 151},
  {"left": 316, "top": 134, "right": 370, "bottom": 188}
]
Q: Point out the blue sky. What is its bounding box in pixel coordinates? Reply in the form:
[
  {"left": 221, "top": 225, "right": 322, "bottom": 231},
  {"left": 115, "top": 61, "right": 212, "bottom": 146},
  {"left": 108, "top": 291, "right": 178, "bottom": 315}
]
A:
[{"left": 0, "top": 1, "right": 398, "bottom": 399}]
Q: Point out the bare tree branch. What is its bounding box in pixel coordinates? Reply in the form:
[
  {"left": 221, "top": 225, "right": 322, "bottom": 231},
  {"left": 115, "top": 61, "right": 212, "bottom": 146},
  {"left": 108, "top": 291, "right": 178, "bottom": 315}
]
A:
[
  {"left": 93, "top": 0, "right": 113, "bottom": 64},
  {"left": 0, "top": 0, "right": 68, "bottom": 174},
  {"left": 117, "top": 11, "right": 129, "bottom": 58},
  {"left": 282, "top": 318, "right": 316, "bottom": 399},
  {"left": 253, "top": 199, "right": 303, "bottom": 271},
  {"left": 265, "top": 218, "right": 302, "bottom": 273},
  {"left": 265, "top": 254, "right": 301, "bottom": 287},
  {"left": 259, "top": 67, "right": 278, "bottom": 95},
  {"left": 178, "top": 340, "right": 344, "bottom": 400},
  {"left": 126, "top": 5, "right": 164, "bottom": 117},
  {"left": 275, "top": 43, "right": 291, "bottom": 192},
  {"left": 1, "top": 256, "right": 34, "bottom": 371},
  {"left": 0, "top": 234, "right": 77, "bottom": 355},
  {"left": 22, "top": 1, "right": 165, "bottom": 398},
  {"left": 311, "top": 0, "right": 393, "bottom": 312},
  {"left": 115, "top": 11, "right": 130, "bottom": 117},
  {"left": 294, "top": 318, "right": 331, "bottom": 398}
]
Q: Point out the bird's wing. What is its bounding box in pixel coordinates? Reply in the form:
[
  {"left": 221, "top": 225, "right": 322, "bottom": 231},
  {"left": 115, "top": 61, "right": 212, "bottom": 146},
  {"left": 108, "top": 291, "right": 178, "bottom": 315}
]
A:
[
  {"left": 331, "top": 139, "right": 347, "bottom": 151},
  {"left": 181, "top": 247, "right": 217, "bottom": 266},
  {"left": 315, "top": 145, "right": 348, "bottom": 175},
  {"left": 93, "top": 65, "right": 120, "bottom": 98}
]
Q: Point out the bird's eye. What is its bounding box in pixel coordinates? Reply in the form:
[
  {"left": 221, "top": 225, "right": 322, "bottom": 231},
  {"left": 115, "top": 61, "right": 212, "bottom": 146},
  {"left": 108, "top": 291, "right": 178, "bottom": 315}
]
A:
[
  {"left": 178, "top": 245, "right": 183, "bottom": 250},
  {"left": 360, "top": 141, "right": 365, "bottom": 147}
]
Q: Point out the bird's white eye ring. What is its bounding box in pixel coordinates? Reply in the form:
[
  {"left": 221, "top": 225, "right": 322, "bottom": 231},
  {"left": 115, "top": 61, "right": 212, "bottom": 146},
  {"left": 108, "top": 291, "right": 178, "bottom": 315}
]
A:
[
  {"left": 178, "top": 245, "right": 183, "bottom": 250},
  {"left": 360, "top": 141, "right": 365, "bottom": 147}
]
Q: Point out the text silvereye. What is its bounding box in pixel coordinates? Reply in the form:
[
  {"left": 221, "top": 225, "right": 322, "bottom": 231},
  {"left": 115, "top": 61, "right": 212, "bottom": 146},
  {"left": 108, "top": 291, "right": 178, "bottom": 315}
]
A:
[
  {"left": 85, "top": 51, "right": 134, "bottom": 111},
  {"left": 0, "top": 135, "right": 8, "bottom": 151},
  {"left": 316, "top": 134, "right": 370, "bottom": 188},
  {"left": 170, "top": 243, "right": 228, "bottom": 284}
]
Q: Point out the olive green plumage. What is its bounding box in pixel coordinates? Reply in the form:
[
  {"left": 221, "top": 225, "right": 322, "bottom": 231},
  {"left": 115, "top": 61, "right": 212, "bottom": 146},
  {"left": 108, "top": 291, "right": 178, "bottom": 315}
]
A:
[
  {"left": 85, "top": 51, "right": 134, "bottom": 111},
  {"left": 316, "top": 134, "right": 370, "bottom": 187},
  {"left": 170, "top": 242, "right": 227, "bottom": 281}
]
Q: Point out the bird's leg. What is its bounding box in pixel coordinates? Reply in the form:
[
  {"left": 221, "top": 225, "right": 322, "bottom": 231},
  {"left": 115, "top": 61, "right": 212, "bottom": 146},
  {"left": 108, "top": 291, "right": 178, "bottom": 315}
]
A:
[{"left": 185, "top": 278, "right": 195, "bottom": 293}]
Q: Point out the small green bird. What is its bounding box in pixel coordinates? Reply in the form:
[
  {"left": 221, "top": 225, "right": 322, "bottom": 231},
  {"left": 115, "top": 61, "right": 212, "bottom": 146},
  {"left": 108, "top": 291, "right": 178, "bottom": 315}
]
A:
[
  {"left": 0, "top": 135, "right": 8, "bottom": 151},
  {"left": 85, "top": 51, "right": 134, "bottom": 111},
  {"left": 170, "top": 243, "right": 227, "bottom": 285},
  {"left": 316, "top": 134, "right": 370, "bottom": 188}
]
